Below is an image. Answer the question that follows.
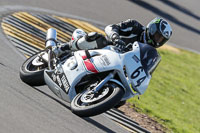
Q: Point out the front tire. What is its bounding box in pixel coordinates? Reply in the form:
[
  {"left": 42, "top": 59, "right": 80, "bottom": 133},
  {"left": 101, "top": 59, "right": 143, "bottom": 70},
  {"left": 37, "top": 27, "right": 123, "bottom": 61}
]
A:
[
  {"left": 70, "top": 82, "right": 124, "bottom": 117},
  {"left": 20, "top": 52, "right": 47, "bottom": 86}
]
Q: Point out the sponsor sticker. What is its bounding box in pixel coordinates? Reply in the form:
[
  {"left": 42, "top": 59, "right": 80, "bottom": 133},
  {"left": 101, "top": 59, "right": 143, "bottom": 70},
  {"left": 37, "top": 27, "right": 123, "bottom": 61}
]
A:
[
  {"left": 57, "top": 75, "right": 62, "bottom": 87},
  {"left": 46, "top": 70, "right": 70, "bottom": 94},
  {"left": 61, "top": 75, "right": 70, "bottom": 93},
  {"left": 100, "top": 55, "right": 110, "bottom": 66}
]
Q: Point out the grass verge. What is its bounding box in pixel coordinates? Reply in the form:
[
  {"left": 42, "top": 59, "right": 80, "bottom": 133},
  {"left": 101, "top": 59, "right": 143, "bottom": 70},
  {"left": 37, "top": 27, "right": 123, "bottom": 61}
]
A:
[{"left": 128, "top": 46, "right": 200, "bottom": 133}]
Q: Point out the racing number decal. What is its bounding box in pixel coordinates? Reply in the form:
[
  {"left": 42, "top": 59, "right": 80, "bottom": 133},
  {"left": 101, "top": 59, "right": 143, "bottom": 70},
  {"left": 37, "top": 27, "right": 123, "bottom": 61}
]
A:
[
  {"left": 131, "top": 66, "right": 143, "bottom": 79},
  {"left": 131, "top": 66, "right": 146, "bottom": 87},
  {"left": 135, "top": 76, "right": 146, "bottom": 87}
]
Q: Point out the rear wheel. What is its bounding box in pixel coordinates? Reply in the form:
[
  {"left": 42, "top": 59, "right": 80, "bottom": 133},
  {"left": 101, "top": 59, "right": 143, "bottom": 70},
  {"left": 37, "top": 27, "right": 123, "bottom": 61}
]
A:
[
  {"left": 71, "top": 82, "right": 124, "bottom": 117},
  {"left": 20, "top": 52, "right": 48, "bottom": 86}
]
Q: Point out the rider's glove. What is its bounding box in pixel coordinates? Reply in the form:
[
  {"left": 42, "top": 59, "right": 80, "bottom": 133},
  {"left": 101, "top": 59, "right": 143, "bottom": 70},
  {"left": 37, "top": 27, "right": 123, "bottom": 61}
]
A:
[
  {"left": 111, "top": 33, "right": 126, "bottom": 49},
  {"left": 113, "top": 39, "right": 126, "bottom": 49},
  {"left": 111, "top": 33, "right": 120, "bottom": 42}
]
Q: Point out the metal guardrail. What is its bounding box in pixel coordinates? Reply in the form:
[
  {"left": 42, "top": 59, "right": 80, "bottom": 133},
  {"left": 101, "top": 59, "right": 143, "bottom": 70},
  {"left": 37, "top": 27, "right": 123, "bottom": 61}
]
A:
[{"left": 105, "top": 109, "right": 150, "bottom": 133}]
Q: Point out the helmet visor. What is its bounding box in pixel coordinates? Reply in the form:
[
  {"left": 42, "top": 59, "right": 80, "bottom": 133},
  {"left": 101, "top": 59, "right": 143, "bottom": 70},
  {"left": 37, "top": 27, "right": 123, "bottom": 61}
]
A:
[{"left": 152, "top": 31, "right": 168, "bottom": 47}]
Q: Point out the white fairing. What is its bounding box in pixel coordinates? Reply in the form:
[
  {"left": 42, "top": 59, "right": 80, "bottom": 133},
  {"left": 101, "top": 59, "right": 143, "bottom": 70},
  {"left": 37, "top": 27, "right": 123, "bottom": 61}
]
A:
[
  {"left": 61, "top": 51, "right": 88, "bottom": 101},
  {"left": 44, "top": 41, "right": 159, "bottom": 102},
  {"left": 90, "top": 42, "right": 151, "bottom": 95},
  {"left": 123, "top": 42, "right": 151, "bottom": 94}
]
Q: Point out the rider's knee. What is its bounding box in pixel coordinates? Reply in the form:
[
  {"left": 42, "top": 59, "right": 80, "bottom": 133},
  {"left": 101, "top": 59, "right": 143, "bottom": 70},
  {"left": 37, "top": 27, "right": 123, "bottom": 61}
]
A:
[
  {"left": 86, "top": 32, "right": 108, "bottom": 48},
  {"left": 72, "top": 32, "right": 108, "bottom": 50}
]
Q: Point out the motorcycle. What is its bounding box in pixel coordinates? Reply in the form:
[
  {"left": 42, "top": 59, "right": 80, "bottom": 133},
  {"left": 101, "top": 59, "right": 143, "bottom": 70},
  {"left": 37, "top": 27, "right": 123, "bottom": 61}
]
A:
[{"left": 20, "top": 28, "right": 161, "bottom": 117}]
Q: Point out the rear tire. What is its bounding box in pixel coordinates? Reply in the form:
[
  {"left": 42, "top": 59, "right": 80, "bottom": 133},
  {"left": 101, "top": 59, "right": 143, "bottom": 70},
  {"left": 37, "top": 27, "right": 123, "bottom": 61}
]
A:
[
  {"left": 20, "top": 53, "right": 47, "bottom": 86},
  {"left": 70, "top": 82, "right": 124, "bottom": 117}
]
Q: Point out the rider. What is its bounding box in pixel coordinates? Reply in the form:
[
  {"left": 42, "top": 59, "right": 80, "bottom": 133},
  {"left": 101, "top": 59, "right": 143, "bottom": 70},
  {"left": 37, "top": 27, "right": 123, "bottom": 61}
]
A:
[
  {"left": 52, "top": 17, "right": 172, "bottom": 107},
  {"left": 52, "top": 17, "right": 172, "bottom": 56}
]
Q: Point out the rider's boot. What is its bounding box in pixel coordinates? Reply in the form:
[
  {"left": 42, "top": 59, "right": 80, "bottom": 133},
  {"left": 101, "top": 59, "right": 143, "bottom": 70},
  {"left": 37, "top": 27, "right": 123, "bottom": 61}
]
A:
[
  {"left": 52, "top": 42, "right": 71, "bottom": 57},
  {"left": 71, "top": 32, "right": 108, "bottom": 50}
]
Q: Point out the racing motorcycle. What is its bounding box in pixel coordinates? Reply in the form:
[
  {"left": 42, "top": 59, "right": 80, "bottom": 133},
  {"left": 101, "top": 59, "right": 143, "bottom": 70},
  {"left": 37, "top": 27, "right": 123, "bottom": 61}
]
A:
[{"left": 20, "top": 28, "right": 161, "bottom": 117}]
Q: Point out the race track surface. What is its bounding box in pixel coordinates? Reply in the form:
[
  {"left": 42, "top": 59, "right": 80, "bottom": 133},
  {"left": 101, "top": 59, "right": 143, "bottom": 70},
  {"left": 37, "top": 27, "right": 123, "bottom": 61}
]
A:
[{"left": 0, "top": 0, "right": 199, "bottom": 133}]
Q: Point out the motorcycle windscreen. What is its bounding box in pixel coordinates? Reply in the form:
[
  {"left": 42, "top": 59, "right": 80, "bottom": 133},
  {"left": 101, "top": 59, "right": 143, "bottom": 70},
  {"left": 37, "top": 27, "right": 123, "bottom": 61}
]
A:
[{"left": 139, "top": 43, "right": 161, "bottom": 76}]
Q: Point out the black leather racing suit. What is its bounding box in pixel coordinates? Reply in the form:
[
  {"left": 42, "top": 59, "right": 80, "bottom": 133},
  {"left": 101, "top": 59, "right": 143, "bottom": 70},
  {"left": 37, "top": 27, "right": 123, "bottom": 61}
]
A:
[
  {"left": 105, "top": 19, "right": 146, "bottom": 46},
  {"left": 59, "top": 19, "right": 146, "bottom": 51}
]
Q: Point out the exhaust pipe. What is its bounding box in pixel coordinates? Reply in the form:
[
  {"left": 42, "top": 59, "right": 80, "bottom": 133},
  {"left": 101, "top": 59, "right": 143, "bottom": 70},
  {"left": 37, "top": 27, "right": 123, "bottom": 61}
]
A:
[
  {"left": 45, "top": 28, "right": 57, "bottom": 70},
  {"left": 45, "top": 28, "right": 57, "bottom": 48}
]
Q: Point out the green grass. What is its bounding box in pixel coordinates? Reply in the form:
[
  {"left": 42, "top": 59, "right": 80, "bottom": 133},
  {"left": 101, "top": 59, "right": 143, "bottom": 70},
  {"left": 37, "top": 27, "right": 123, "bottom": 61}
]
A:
[{"left": 128, "top": 48, "right": 200, "bottom": 133}]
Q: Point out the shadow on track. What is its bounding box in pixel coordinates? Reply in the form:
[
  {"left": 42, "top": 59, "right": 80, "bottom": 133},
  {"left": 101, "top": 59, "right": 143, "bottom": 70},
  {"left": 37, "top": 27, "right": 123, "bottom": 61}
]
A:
[
  {"left": 32, "top": 86, "right": 71, "bottom": 110},
  {"left": 159, "top": 0, "right": 200, "bottom": 21},
  {"left": 128, "top": 0, "right": 200, "bottom": 35},
  {"left": 83, "top": 117, "right": 116, "bottom": 133},
  {"left": 32, "top": 86, "right": 116, "bottom": 133}
]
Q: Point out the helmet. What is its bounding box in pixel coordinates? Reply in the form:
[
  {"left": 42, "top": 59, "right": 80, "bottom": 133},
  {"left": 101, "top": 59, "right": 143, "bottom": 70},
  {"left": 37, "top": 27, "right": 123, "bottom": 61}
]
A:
[
  {"left": 146, "top": 17, "right": 172, "bottom": 48},
  {"left": 72, "top": 29, "right": 87, "bottom": 41}
]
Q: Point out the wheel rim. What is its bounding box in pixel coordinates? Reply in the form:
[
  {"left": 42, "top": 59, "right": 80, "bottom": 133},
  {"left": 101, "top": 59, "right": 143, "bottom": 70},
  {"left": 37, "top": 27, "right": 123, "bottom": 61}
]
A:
[
  {"left": 25, "top": 56, "right": 47, "bottom": 72},
  {"left": 77, "top": 84, "right": 115, "bottom": 106}
]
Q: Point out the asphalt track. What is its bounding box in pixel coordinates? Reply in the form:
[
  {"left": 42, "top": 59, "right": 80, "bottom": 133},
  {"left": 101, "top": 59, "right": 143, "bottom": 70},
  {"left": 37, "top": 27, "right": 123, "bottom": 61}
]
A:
[{"left": 0, "top": 0, "right": 199, "bottom": 133}]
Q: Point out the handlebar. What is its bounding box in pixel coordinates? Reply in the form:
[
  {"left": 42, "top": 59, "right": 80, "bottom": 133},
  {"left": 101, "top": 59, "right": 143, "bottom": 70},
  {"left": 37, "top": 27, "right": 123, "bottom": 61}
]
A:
[{"left": 115, "top": 43, "right": 132, "bottom": 53}]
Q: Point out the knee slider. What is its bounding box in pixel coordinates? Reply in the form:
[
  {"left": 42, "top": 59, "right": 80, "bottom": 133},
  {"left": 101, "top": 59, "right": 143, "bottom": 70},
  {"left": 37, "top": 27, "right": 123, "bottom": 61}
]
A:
[
  {"left": 85, "top": 32, "right": 101, "bottom": 42},
  {"left": 76, "top": 37, "right": 98, "bottom": 50}
]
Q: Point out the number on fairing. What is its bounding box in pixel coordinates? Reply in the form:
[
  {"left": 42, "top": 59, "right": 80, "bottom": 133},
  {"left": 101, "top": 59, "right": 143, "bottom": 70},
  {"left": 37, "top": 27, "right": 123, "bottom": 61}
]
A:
[
  {"left": 135, "top": 76, "right": 146, "bottom": 87},
  {"left": 131, "top": 66, "right": 146, "bottom": 87},
  {"left": 131, "top": 66, "right": 143, "bottom": 79}
]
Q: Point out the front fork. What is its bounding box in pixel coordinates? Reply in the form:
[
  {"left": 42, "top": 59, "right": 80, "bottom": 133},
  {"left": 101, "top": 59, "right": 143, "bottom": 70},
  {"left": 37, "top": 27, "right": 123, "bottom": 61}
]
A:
[{"left": 92, "top": 71, "right": 116, "bottom": 93}]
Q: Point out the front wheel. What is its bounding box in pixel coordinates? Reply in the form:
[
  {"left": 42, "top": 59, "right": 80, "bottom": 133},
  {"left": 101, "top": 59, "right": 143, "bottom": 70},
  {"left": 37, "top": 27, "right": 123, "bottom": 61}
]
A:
[
  {"left": 20, "top": 52, "right": 48, "bottom": 86},
  {"left": 70, "top": 82, "right": 124, "bottom": 117}
]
